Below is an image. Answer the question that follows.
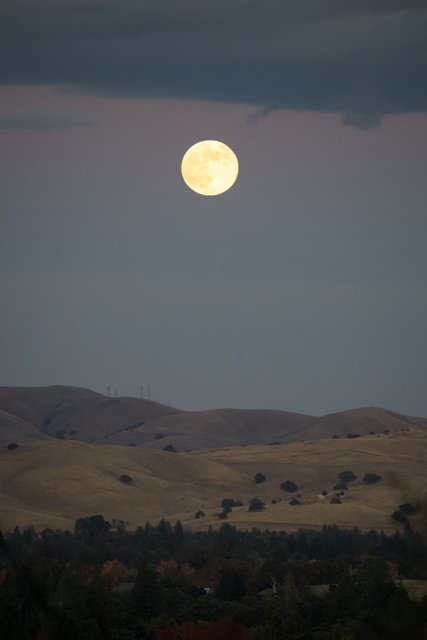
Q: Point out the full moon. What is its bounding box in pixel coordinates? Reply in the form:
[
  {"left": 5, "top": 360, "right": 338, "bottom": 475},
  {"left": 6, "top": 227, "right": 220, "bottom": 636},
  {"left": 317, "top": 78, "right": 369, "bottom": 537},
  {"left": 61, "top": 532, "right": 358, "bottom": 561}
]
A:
[{"left": 181, "top": 140, "right": 239, "bottom": 196}]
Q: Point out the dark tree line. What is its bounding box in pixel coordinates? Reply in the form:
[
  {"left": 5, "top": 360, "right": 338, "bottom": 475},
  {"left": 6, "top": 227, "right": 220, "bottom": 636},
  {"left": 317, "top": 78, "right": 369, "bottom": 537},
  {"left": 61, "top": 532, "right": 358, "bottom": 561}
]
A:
[{"left": 0, "top": 519, "right": 426, "bottom": 639}]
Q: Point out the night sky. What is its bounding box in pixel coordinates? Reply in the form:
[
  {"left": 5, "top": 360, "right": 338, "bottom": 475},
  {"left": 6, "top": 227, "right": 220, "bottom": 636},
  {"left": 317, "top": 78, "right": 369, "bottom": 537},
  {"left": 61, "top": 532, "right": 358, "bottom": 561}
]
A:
[{"left": 1, "top": 1, "right": 426, "bottom": 415}]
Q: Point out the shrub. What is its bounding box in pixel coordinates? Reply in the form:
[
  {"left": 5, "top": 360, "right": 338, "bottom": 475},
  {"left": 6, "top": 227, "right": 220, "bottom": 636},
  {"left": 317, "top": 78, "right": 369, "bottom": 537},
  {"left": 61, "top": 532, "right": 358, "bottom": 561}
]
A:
[
  {"left": 194, "top": 510, "right": 205, "bottom": 519},
  {"left": 392, "top": 510, "right": 407, "bottom": 523},
  {"left": 221, "top": 498, "right": 242, "bottom": 511},
  {"left": 330, "top": 497, "right": 342, "bottom": 504},
  {"left": 332, "top": 434, "right": 339, "bottom": 439},
  {"left": 338, "top": 471, "right": 357, "bottom": 483},
  {"left": 7, "top": 443, "right": 18, "bottom": 450},
  {"left": 280, "top": 480, "right": 298, "bottom": 492},
  {"left": 363, "top": 473, "right": 382, "bottom": 484},
  {"left": 399, "top": 503, "right": 416, "bottom": 515},
  {"left": 254, "top": 472, "right": 266, "bottom": 484},
  {"left": 289, "top": 498, "right": 301, "bottom": 506},
  {"left": 321, "top": 490, "right": 328, "bottom": 496},
  {"left": 163, "top": 444, "right": 177, "bottom": 452},
  {"left": 119, "top": 474, "right": 133, "bottom": 484},
  {"left": 154, "top": 433, "right": 165, "bottom": 440},
  {"left": 248, "top": 498, "right": 265, "bottom": 512},
  {"left": 217, "top": 511, "right": 228, "bottom": 520},
  {"left": 346, "top": 433, "right": 361, "bottom": 439}
]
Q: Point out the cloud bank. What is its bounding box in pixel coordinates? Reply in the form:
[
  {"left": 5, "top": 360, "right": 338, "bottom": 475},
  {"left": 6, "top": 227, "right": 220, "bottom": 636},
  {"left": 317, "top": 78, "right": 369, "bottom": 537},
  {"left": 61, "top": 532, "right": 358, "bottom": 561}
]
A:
[{"left": 1, "top": 0, "right": 426, "bottom": 126}]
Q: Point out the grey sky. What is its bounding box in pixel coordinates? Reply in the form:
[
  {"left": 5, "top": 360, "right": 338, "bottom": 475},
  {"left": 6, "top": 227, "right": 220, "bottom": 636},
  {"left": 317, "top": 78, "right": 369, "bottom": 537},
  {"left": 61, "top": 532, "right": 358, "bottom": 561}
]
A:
[
  {"left": 1, "top": 1, "right": 427, "bottom": 126},
  {"left": 0, "top": 2, "right": 426, "bottom": 416}
]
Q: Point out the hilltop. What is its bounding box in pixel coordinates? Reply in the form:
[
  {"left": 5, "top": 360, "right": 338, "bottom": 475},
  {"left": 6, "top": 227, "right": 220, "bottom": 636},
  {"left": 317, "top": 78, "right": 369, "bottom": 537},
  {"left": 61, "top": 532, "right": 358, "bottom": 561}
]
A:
[{"left": 1, "top": 385, "right": 426, "bottom": 450}]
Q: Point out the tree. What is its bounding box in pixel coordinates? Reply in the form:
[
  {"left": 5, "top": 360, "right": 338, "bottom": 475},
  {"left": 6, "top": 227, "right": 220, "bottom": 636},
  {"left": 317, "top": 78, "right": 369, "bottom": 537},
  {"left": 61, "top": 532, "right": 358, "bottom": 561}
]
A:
[
  {"left": 280, "top": 480, "right": 298, "bottom": 492},
  {"left": 216, "top": 568, "right": 247, "bottom": 600},
  {"left": 330, "top": 497, "right": 342, "bottom": 504},
  {"left": 399, "top": 503, "right": 416, "bottom": 515},
  {"left": 75, "top": 515, "right": 111, "bottom": 537},
  {"left": 162, "top": 444, "right": 177, "bottom": 452},
  {"left": 7, "top": 443, "right": 18, "bottom": 450},
  {"left": 221, "top": 498, "right": 242, "bottom": 512},
  {"left": 392, "top": 510, "right": 407, "bottom": 523},
  {"left": 289, "top": 498, "right": 300, "bottom": 506},
  {"left": 119, "top": 474, "right": 133, "bottom": 484},
  {"left": 363, "top": 473, "right": 382, "bottom": 484},
  {"left": 254, "top": 472, "right": 266, "bottom": 484},
  {"left": 338, "top": 470, "right": 357, "bottom": 483},
  {"left": 248, "top": 498, "right": 265, "bottom": 512},
  {"left": 195, "top": 510, "right": 205, "bottom": 519},
  {"left": 131, "top": 562, "right": 162, "bottom": 620}
]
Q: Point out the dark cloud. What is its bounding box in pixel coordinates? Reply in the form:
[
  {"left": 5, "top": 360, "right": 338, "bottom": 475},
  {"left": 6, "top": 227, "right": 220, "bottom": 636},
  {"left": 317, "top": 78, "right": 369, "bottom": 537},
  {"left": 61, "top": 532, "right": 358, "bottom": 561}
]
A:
[
  {"left": 1, "top": 0, "right": 426, "bottom": 126},
  {"left": 0, "top": 112, "right": 91, "bottom": 131}
]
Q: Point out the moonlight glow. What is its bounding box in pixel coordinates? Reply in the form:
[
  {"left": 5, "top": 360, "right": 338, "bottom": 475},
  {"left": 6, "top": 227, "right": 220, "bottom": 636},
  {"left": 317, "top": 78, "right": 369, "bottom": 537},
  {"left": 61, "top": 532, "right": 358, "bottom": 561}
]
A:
[{"left": 181, "top": 140, "right": 239, "bottom": 196}]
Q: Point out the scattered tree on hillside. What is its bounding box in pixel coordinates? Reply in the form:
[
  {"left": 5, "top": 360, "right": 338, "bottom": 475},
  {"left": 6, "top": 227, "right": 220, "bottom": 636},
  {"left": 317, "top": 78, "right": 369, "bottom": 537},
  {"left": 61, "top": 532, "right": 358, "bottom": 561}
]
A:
[
  {"left": 363, "top": 473, "right": 382, "bottom": 484},
  {"left": 163, "top": 444, "right": 177, "bottom": 452},
  {"left": 217, "top": 511, "right": 228, "bottom": 520},
  {"left": 330, "top": 497, "right": 342, "bottom": 504},
  {"left": 289, "top": 498, "right": 301, "bottom": 506},
  {"left": 221, "top": 498, "right": 242, "bottom": 512},
  {"left": 7, "top": 443, "right": 18, "bottom": 450},
  {"left": 391, "top": 510, "right": 407, "bottom": 524},
  {"left": 346, "top": 433, "right": 361, "bottom": 439},
  {"left": 338, "top": 471, "right": 357, "bottom": 483},
  {"left": 119, "top": 474, "right": 133, "bottom": 484},
  {"left": 248, "top": 498, "right": 265, "bottom": 512},
  {"left": 280, "top": 480, "right": 298, "bottom": 492},
  {"left": 254, "top": 472, "right": 266, "bottom": 484},
  {"left": 321, "top": 490, "right": 328, "bottom": 496},
  {"left": 154, "top": 433, "right": 165, "bottom": 440},
  {"left": 195, "top": 510, "right": 205, "bottom": 519},
  {"left": 399, "top": 503, "right": 416, "bottom": 515}
]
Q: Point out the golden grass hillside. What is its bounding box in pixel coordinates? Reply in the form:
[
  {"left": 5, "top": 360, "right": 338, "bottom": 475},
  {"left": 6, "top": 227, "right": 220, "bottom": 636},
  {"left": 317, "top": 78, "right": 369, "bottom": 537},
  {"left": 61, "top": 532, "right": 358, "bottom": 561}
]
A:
[{"left": 0, "top": 430, "right": 426, "bottom": 534}]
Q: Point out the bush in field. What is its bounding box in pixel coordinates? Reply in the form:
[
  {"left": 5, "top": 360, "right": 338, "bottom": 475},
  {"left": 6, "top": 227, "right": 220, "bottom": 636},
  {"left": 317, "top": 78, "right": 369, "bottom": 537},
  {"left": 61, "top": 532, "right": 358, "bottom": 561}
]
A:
[
  {"left": 363, "top": 473, "right": 382, "bottom": 484},
  {"left": 248, "top": 498, "right": 265, "bottom": 512},
  {"left": 338, "top": 471, "right": 357, "bottom": 483},
  {"left": 280, "top": 480, "right": 298, "bottom": 492},
  {"left": 254, "top": 472, "right": 266, "bottom": 484}
]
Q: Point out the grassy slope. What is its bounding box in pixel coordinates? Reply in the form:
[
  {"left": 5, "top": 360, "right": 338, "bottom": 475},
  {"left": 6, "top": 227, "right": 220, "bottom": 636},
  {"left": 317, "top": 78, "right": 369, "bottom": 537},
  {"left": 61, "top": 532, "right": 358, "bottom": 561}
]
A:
[
  {"left": 0, "top": 430, "right": 426, "bottom": 534},
  {"left": 2, "top": 386, "right": 426, "bottom": 451}
]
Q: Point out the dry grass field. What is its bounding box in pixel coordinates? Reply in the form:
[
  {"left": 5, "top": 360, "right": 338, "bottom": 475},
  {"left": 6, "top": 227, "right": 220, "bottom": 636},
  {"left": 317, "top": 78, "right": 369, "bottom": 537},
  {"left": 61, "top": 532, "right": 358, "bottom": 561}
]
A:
[{"left": 0, "top": 430, "right": 426, "bottom": 534}]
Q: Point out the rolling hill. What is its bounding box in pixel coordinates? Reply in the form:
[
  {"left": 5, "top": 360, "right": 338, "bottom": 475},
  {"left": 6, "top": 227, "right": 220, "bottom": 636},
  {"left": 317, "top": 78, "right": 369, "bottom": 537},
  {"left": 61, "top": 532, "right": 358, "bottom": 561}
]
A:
[
  {"left": 1, "top": 385, "right": 426, "bottom": 450},
  {"left": 0, "top": 430, "right": 426, "bottom": 534}
]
